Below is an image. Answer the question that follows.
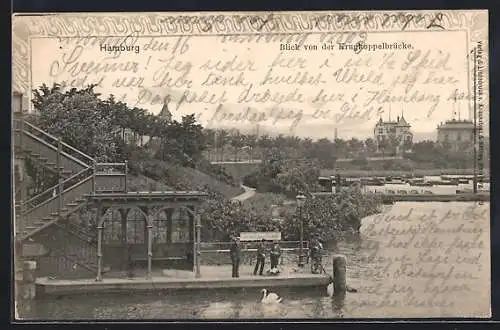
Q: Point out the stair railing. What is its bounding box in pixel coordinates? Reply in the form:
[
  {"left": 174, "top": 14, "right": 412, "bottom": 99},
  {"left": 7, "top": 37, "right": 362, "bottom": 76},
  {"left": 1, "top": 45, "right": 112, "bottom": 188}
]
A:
[
  {"left": 95, "top": 162, "right": 129, "bottom": 193},
  {"left": 22, "top": 167, "right": 93, "bottom": 213},
  {"left": 24, "top": 121, "right": 95, "bottom": 167},
  {"left": 21, "top": 160, "right": 129, "bottom": 212},
  {"left": 13, "top": 117, "right": 95, "bottom": 168}
]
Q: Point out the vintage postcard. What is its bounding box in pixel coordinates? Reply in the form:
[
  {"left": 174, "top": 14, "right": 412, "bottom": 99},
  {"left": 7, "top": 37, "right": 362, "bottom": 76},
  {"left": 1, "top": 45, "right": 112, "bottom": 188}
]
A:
[{"left": 12, "top": 10, "right": 490, "bottom": 320}]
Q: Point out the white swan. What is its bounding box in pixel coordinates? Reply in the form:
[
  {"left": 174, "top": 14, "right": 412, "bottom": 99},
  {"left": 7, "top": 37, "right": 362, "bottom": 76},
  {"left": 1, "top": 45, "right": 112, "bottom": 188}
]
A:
[
  {"left": 326, "top": 276, "right": 334, "bottom": 297},
  {"left": 261, "top": 289, "right": 282, "bottom": 304}
]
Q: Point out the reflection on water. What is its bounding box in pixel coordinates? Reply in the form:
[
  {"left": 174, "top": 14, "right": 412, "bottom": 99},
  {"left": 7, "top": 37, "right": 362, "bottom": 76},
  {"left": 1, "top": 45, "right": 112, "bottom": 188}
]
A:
[
  {"left": 17, "top": 202, "right": 490, "bottom": 320},
  {"left": 18, "top": 288, "right": 344, "bottom": 320}
]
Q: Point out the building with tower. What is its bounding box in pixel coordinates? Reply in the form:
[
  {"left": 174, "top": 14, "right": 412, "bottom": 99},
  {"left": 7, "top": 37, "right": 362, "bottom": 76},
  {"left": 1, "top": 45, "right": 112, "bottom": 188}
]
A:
[
  {"left": 374, "top": 113, "right": 413, "bottom": 154},
  {"left": 158, "top": 102, "right": 172, "bottom": 122}
]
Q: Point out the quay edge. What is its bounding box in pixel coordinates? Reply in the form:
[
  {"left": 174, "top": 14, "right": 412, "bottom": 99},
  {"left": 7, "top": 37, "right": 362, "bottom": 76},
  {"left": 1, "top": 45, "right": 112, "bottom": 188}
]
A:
[{"left": 36, "top": 275, "right": 330, "bottom": 298}]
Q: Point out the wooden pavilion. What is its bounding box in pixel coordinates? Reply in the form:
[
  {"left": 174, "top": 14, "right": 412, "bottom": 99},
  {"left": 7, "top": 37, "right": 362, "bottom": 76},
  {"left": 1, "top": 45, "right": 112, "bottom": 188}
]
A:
[{"left": 86, "top": 191, "right": 208, "bottom": 281}]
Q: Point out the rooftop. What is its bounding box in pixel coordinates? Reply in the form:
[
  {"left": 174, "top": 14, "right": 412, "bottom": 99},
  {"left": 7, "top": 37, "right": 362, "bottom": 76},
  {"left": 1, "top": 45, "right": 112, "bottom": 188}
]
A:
[
  {"left": 437, "top": 119, "right": 475, "bottom": 129},
  {"left": 376, "top": 114, "right": 410, "bottom": 127},
  {"left": 85, "top": 191, "right": 209, "bottom": 203}
]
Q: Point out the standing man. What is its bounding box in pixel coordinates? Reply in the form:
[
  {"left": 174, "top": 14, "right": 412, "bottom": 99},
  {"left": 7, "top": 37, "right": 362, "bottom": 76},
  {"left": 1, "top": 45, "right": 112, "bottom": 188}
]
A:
[
  {"left": 253, "top": 238, "right": 266, "bottom": 276},
  {"left": 270, "top": 241, "right": 282, "bottom": 271},
  {"left": 310, "top": 233, "right": 323, "bottom": 274},
  {"left": 230, "top": 236, "right": 241, "bottom": 278}
]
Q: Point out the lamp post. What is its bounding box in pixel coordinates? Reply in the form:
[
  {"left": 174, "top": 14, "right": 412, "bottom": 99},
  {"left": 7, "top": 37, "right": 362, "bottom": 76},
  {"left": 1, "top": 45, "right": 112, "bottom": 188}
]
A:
[{"left": 296, "top": 193, "right": 306, "bottom": 268}]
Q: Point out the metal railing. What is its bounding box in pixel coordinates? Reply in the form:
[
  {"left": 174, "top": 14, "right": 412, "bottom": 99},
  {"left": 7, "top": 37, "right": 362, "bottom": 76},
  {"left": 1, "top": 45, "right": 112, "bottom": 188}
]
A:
[
  {"left": 94, "top": 162, "right": 128, "bottom": 193},
  {"left": 20, "top": 160, "right": 128, "bottom": 212},
  {"left": 199, "top": 240, "right": 309, "bottom": 253},
  {"left": 22, "top": 167, "right": 93, "bottom": 212},
  {"left": 15, "top": 119, "right": 94, "bottom": 167},
  {"left": 199, "top": 241, "right": 310, "bottom": 266}
]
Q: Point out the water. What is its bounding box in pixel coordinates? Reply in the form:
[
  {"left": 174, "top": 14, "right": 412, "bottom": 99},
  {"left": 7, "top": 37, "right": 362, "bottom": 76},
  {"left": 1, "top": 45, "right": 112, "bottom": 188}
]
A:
[{"left": 17, "top": 202, "right": 490, "bottom": 320}]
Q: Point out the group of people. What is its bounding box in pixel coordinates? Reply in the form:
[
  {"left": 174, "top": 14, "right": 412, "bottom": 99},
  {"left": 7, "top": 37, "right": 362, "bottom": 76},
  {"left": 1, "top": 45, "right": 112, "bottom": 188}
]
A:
[
  {"left": 253, "top": 238, "right": 282, "bottom": 276},
  {"left": 229, "top": 233, "right": 325, "bottom": 277},
  {"left": 229, "top": 237, "right": 282, "bottom": 278}
]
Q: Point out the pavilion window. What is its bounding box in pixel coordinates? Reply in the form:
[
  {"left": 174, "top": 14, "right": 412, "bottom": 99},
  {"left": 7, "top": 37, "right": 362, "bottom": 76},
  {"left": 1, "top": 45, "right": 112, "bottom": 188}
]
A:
[
  {"left": 103, "top": 209, "right": 122, "bottom": 244},
  {"left": 153, "top": 209, "right": 168, "bottom": 244},
  {"left": 126, "top": 208, "right": 145, "bottom": 244},
  {"left": 171, "top": 208, "right": 189, "bottom": 243}
]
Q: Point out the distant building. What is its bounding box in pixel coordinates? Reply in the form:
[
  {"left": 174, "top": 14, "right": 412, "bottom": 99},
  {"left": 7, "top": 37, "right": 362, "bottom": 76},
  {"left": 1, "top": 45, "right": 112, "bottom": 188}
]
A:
[
  {"left": 123, "top": 103, "right": 171, "bottom": 146},
  {"left": 436, "top": 119, "right": 475, "bottom": 150},
  {"left": 374, "top": 114, "right": 413, "bottom": 154},
  {"left": 158, "top": 102, "right": 172, "bottom": 122}
]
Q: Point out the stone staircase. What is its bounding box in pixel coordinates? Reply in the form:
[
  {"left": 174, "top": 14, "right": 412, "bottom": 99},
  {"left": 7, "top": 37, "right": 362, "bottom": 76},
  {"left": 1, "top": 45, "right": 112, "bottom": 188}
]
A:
[{"left": 14, "top": 114, "right": 127, "bottom": 275}]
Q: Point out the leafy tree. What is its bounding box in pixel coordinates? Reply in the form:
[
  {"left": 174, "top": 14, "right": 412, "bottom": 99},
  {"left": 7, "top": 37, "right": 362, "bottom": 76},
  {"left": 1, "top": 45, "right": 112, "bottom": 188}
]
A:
[
  {"left": 216, "top": 129, "right": 230, "bottom": 162},
  {"left": 32, "top": 84, "right": 122, "bottom": 162},
  {"left": 229, "top": 130, "right": 245, "bottom": 161},
  {"left": 200, "top": 188, "right": 381, "bottom": 243},
  {"left": 364, "top": 138, "right": 377, "bottom": 154},
  {"left": 203, "top": 129, "right": 217, "bottom": 161},
  {"left": 306, "top": 138, "right": 336, "bottom": 168},
  {"left": 243, "top": 134, "right": 257, "bottom": 161},
  {"left": 180, "top": 114, "right": 206, "bottom": 159},
  {"left": 347, "top": 138, "right": 364, "bottom": 156}
]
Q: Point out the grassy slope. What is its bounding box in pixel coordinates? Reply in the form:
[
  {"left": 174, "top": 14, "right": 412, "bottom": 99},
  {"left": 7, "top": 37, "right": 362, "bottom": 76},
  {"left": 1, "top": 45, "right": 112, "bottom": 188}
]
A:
[
  {"left": 176, "top": 166, "right": 244, "bottom": 198},
  {"left": 128, "top": 169, "right": 244, "bottom": 199},
  {"left": 127, "top": 175, "right": 172, "bottom": 192}
]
